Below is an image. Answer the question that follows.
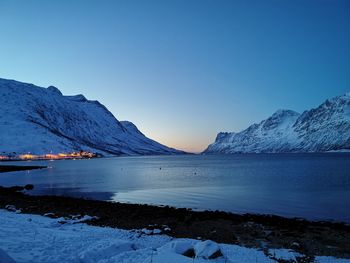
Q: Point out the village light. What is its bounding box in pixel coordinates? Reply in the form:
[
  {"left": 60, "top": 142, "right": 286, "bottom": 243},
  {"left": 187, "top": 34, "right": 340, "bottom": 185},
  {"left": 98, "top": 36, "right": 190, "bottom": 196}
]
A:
[{"left": 10, "top": 152, "right": 97, "bottom": 161}]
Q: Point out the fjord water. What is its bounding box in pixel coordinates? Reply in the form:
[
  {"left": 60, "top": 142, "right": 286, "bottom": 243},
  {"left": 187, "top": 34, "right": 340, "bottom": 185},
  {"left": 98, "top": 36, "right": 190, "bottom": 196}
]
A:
[{"left": 1, "top": 154, "right": 349, "bottom": 222}]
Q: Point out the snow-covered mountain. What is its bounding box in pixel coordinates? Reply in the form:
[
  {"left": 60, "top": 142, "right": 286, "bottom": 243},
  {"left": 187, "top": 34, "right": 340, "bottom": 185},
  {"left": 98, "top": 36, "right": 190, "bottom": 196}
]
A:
[
  {"left": 0, "top": 78, "right": 184, "bottom": 155},
  {"left": 203, "top": 93, "right": 350, "bottom": 153}
]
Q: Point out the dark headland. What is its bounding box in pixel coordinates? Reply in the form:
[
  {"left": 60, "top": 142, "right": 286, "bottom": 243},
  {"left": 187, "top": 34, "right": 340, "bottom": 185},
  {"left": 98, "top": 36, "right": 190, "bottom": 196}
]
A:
[{"left": 0, "top": 165, "right": 47, "bottom": 173}]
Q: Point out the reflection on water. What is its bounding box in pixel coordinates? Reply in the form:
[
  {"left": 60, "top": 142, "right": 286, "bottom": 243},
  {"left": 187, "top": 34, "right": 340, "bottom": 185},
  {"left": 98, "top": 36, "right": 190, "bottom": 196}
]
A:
[{"left": 1, "top": 154, "right": 349, "bottom": 222}]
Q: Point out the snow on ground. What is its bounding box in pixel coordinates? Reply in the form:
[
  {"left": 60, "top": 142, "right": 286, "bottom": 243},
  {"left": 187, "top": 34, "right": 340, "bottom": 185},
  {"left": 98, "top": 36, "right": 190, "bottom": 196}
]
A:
[
  {"left": 268, "top": 248, "right": 303, "bottom": 261},
  {"left": 0, "top": 210, "right": 348, "bottom": 263},
  {"left": 314, "top": 257, "right": 350, "bottom": 263}
]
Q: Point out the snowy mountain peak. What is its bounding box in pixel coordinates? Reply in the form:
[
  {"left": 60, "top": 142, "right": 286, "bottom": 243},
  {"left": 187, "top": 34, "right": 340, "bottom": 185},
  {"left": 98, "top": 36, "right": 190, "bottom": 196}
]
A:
[
  {"left": 214, "top": 132, "right": 234, "bottom": 143},
  {"left": 323, "top": 93, "right": 350, "bottom": 105},
  {"left": 0, "top": 78, "right": 184, "bottom": 156},
  {"left": 47, "top": 86, "right": 62, "bottom": 96},
  {"left": 204, "top": 94, "right": 350, "bottom": 154},
  {"left": 67, "top": 94, "right": 88, "bottom": 102},
  {"left": 271, "top": 109, "right": 300, "bottom": 118},
  {"left": 261, "top": 109, "right": 300, "bottom": 131}
]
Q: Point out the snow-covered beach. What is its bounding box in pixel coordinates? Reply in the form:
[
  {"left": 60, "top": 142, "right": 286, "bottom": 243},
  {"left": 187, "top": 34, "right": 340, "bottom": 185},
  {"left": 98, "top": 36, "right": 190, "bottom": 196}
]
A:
[
  {"left": 0, "top": 209, "right": 349, "bottom": 263},
  {"left": 0, "top": 184, "right": 350, "bottom": 263}
]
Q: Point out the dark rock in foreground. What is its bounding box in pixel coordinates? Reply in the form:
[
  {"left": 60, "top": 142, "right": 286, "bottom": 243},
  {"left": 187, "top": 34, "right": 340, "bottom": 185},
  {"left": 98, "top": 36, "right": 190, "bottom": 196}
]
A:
[{"left": 0, "top": 165, "right": 46, "bottom": 173}]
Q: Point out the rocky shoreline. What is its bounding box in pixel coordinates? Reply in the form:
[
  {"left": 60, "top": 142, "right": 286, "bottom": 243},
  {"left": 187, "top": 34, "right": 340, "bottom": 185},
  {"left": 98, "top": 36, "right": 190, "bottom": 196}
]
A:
[{"left": 0, "top": 185, "right": 349, "bottom": 261}]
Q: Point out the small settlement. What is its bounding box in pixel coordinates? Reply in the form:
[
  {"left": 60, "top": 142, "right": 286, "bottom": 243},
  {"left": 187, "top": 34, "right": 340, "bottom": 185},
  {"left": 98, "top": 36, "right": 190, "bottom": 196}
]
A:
[{"left": 0, "top": 151, "right": 97, "bottom": 161}]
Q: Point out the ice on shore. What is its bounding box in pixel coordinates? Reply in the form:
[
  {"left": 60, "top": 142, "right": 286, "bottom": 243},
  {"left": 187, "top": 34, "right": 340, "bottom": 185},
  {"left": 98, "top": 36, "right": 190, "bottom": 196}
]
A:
[{"left": 0, "top": 210, "right": 348, "bottom": 263}]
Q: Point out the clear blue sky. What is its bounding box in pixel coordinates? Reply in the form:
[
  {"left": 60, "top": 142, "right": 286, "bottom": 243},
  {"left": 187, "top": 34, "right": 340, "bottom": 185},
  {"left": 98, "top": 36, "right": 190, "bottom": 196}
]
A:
[{"left": 1, "top": 0, "right": 349, "bottom": 152}]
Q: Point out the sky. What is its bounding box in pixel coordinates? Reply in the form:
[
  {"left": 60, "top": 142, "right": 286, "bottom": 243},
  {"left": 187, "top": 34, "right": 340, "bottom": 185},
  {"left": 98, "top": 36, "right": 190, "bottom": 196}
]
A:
[{"left": 0, "top": 0, "right": 349, "bottom": 153}]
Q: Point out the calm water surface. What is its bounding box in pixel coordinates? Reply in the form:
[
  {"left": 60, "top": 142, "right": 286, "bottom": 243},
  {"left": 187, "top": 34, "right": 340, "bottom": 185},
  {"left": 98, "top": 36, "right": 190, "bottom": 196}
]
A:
[{"left": 1, "top": 154, "right": 349, "bottom": 222}]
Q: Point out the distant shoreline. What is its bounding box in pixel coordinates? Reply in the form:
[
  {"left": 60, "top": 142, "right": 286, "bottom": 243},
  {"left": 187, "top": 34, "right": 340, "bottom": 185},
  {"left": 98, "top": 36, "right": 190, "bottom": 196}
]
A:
[
  {"left": 0, "top": 165, "right": 47, "bottom": 173},
  {"left": 0, "top": 185, "right": 349, "bottom": 259}
]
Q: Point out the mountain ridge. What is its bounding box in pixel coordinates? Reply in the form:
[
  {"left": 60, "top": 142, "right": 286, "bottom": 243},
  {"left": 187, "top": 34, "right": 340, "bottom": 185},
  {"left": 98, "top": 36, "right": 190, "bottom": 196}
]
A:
[
  {"left": 203, "top": 93, "right": 350, "bottom": 154},
  {"left": 0, "top": 78, "right": 184, "bottom": 156}
]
